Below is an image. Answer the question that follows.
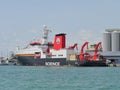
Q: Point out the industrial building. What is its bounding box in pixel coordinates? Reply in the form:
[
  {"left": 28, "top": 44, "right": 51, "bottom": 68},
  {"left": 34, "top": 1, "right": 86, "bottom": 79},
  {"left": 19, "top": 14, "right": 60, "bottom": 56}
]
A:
[{"left": 102, "top": 29, "right": 120, "bottom": 65}]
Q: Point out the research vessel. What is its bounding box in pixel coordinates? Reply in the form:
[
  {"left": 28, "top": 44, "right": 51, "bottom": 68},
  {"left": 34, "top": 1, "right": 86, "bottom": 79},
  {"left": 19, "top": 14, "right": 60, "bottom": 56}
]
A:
[
  {"left": 14, "top": 26, "right": 108, "bottom": 66},
  {"left": 15, "top": 26, "right": 79, "bottom": 66}
]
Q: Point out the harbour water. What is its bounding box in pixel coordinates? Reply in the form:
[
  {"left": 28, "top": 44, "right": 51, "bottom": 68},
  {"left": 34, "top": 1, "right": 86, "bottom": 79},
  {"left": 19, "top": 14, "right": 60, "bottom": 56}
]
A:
[{"left": 0, "top": 66, "right": 120, "bottom": 90}]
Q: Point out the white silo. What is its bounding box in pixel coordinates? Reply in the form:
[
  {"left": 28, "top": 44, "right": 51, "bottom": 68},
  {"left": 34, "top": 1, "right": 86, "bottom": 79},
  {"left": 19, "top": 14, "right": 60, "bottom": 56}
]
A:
[
  {"left": 111, "top": 31, "right": 120, "bottom": 51},
  {"left": 103, "top": 32, "right": 111, "bottom": 52}
]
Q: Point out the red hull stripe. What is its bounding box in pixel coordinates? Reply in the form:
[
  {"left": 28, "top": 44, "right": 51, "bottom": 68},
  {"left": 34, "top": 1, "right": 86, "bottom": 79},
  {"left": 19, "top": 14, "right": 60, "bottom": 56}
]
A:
[{"left": 16, "top": 54, "right": 35, "bottom": 56}]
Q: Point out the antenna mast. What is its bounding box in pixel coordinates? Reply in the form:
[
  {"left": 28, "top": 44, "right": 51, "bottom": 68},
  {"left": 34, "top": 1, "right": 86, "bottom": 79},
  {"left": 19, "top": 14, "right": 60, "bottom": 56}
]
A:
[{"left": 42, "top": 25, "right": 52, "bottom": 44}]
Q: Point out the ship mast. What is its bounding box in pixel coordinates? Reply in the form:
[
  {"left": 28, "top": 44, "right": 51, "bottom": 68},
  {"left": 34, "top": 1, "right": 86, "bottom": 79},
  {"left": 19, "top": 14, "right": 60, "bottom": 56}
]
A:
[{"left": 42, "top": 25, "right": 51, "bottom": 44}]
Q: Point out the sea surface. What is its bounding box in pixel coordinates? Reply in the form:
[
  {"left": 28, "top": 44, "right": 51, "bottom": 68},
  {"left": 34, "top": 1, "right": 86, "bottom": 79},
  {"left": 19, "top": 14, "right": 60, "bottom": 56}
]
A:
[{"left": 0, "top": 66, "right": 120, "bottom": 90}]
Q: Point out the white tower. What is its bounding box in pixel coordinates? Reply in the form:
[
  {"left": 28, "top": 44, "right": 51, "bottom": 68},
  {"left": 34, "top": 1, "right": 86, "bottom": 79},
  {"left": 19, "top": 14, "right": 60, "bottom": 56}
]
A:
[{"left": 42, "top": 25, "right": 51, "bottom": 44}]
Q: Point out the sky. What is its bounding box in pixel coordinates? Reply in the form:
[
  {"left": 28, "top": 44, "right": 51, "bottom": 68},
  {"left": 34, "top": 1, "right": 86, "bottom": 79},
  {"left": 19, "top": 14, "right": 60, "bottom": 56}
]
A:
[{"left": 0, "top": 0, "right": 120, "bottom": 56}]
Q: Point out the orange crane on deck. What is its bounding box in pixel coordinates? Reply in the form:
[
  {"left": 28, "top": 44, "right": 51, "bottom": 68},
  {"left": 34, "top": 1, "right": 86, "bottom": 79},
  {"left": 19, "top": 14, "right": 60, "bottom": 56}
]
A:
[
  {"left": 68, "top": 43, "right": 78, "bottom": 50},
  {"left": 93, "top": 42, "right": 102, "bottom": 60},
  {"left": 79, "top": 42, "right": 92, "bottom": 60},
  {"left": 79, "top": 42, "right": 103, "bottom": 61}
]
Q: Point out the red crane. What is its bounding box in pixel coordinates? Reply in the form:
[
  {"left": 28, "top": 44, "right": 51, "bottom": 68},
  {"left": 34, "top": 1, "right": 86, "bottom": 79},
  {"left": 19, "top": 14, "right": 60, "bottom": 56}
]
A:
[
  {"left": 68, "top": 43, "right": 78, "bottom": 50},
  {"left": 79, "top": 42, "right": 89, "bottom": 60},
  {"left": 93, "top": 42, "right": 102, "bottom": 60}
]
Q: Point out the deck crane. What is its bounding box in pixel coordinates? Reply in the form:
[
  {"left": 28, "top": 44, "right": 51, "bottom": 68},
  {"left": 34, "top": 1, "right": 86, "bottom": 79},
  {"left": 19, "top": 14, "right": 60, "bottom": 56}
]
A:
[
  {"left": 79, "top": 42, "right": 90, "bottom": 60},
  {"left": 68, "top": 43, "right": 78, "bottom": 50},
  {"left": 93, "top": 42, "right": 102, "bottom": 60},
  {"left": 78, "top": 42, "right": 107, "bottom": 66}
]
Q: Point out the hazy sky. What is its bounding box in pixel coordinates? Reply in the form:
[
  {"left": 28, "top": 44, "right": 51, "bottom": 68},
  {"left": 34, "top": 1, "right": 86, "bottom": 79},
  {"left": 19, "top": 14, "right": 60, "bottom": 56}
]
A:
[{"left": 0, "top": 0, "right": 120, "bottom": 56}]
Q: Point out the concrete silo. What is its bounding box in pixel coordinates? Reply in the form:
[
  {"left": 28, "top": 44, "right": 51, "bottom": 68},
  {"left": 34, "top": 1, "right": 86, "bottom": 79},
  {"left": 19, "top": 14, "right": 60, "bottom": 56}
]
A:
[
  {"left": 103, "top": 32, "right": 111, "bottom": 52},
  {"left": 111, "top": 31, "right": 120, "bottom": 51}
]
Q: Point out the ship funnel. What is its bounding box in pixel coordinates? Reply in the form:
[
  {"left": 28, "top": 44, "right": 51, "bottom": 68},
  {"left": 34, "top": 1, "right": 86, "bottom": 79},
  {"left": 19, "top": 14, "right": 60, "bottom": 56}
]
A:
[{"left": 53, "top": 33, "right": 66, "bottom": 50}]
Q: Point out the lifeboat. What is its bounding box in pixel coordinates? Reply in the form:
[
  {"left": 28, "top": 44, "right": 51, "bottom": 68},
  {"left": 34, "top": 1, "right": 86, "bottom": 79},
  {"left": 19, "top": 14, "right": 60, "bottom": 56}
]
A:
[{"left": 30, "top": 42, "right": 41, "bottom": 45}]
